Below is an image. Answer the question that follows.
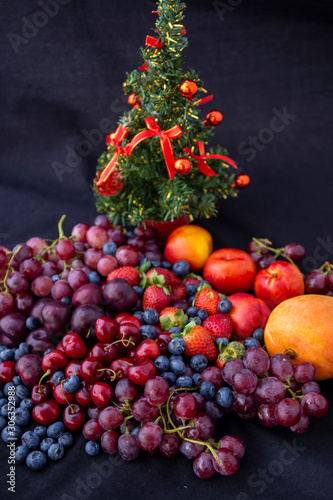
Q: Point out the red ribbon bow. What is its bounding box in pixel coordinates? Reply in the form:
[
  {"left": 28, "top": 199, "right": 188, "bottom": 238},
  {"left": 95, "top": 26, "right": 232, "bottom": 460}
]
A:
[
  {"left": 96, "top": 125, "right": 129, "bottom": 186},
  {"left": 183, "top": 141, "right": 238, "bottom": 177},
  {"left": 145, "top": 35, "right": 164, "bottom": 49},
  {"left": 125, "top": 117, "right": 183, "bottom": 180}
]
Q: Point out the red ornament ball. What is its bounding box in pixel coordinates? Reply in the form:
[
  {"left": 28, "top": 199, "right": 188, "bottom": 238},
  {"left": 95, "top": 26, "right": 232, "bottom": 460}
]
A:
[
  {"left": 128, "top": 93, "right": 140, "bottom": 108},
  {"left": 233, "top": 174, "right": 250, "bottom": 189},
  {"left": 95, "top": 168, "right": 124, "bottom": 197},
  {"left": 179, "top": 80, "right": 198, "bottom": 99},
  {"left": 174, "top": 158, "right": 192, "bottom": 175},
  {"left": 204, "top": 110, "right": 223, "bottom": 126}
]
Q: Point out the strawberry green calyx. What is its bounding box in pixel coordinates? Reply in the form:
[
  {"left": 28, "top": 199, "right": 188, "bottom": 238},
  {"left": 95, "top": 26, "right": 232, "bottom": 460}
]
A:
[
  {"left": 196, "top": 282, "right": 212, "bottom": 293},
  {"left": 216, "top": 341, "right": 245, "bottom": 368},
  {"left": 159, "top": 308, "right": 188, "bottom": 331},
  {"left": 146, "top": 269, "right": 167, "bottom": 287}
]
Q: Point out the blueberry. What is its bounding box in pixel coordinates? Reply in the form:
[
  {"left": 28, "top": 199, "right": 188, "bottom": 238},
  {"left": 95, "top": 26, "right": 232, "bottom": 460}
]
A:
[
  {"left": 192, "top": 373, "right": 203, "bottom": 386},
  {"left": 0, "top": 398, "right": 7, "bottom": 409},
  {"left": 14, "top": 349, "right": 22, "bottom": 361},
  {"left": 253, "top": 328, "right": 264, "bottom": 343},
  {"left": 18, "top": 342, "right": 30, "bottom": 355},
  {"left": 187, "top": 317, "right": 201, "bottom": 326},
  {"left": 88, "top": 271, "right": 101, "bottom": 285},
  {"left": 0, "top": 415, "right": 6, "bottom": 431},
  {"left": 52, "top": 371, "right": 65, "bottom": 386},
  {"left": 47, "top": 421, "right": 65, "bottom": 439},
  {"left": 12, "top": 375, "right": 22, "bottom": 386},
  {"left": 16, "top": 385, "right": 30, "bottom": 400},
  {"left": 187, "top": 296, "right": 196, "bottom": 305},
  {"left": 22, "top": 430, "right": 40, "bottom": 450},
  {"left": 1, "top": 425, "right": 22, "bottom": 443},
  {"left": 43, "top": 348, "right": 54, "bottom": 357},
  {"left": 154, "top": 355, "right": 170, "bottom": 372},
  {"left": 26, "top": 451, "right": 47, "bottom": 471},
  {"left": 40, "top": 437, "right": 56, "bottom": 453},
  {"left": 139, "top": 325, "right": 158, "bottom": 340},
  {"left": 63, "top": 376, "right": 81, "bottom": 394},
  {"left": 190, "top": 354, "right": 208, "bottom": 372},
  {"left": 176, "top": 376, "right": 193, "bottom": 388},
  {"left": 0, "top": 389, "right": 3, "bottom": 398},
  {"left": 103, "top": 241, "right": 117, "bottom": 255},
  {"left": 170, "top": 357, "right": 186, "bottom": 376},
  {"left": 126, "top": 230, "right": 135, "bottom": 239},
  {"left": 161, "top": 261, "right": 172, "bottom": 270},
  {"left": 15, "top": 407, "right": 31, "bottom": 427},
  {"left": 26, "top": 316, "right": 40, "bottom": 331},
  {"left": 143, "top": 308, "right": 159, "bottom": 325},
  {"left": 197, "top": 309, "right": 209, "bottom": 321},
  {"left": 161, "top": 371, "right": 177, "bottom": 385},
  {"left": 3, "top": 382, "right": 15, "bottom": 396},
  {"left": 199, "top": 381, "right": 216, "bottom": 400},
  {"left": 58, "top": 432, "right": 74, "bottom": 449},
  {"left": 168, "top": 327, "right": 182, "bottom": 334},
  {"left": 216, "top": 337, "right": 229, "bottom": 348},
  {"left": 131, "top": 426, "right": 140, "bottom": 438},
  {"left": 216, "top": 387, "right": 234, "bottom": 408},
  {"left": 20, "top": 398, "right": 34, "bottom": 411},
  {"left": 34, "top": 425, "right": 47, "bottom": 439},
  {"left": 133, "top": 286, "right": 144, "bottom": 296},
  {"left": 0, "top": 346, "right": 6, "bottom": 353},
  {"left": 186, "top": 283, "right": 198, "bottom": 296},
  {"left": 186, "top": 306, "right": 199, "bottom": 317},
  {"left": 133, "top": 311, "right": 144, "bottom": 322},
  {"left": 150, "top": 260, "right": 161, "bottom": 268},
  {"left": 172, "top": 260, "right": 190, "bottom": 277},
  {"left": 85, "top": 440, "right": 100, "bottom": 456},
  {"left": 51, "top": 274, "right": 61, "bottom": 283},
  {"left": 205, "top": 400, "right": 224, "bottom": 421},
  {"left": 1, "top": 404, "right": 9, "bottom": 418},
  {"left": 168, "top": 337, "right": 186, "bottom": 355},
  {"left": 61, "top": 296, "right": 72, "bottom": 306},
  {"left": 218, "top": 299, "right": 232, "bottom": 314},
  {"left": 0, "top": 349, "right": 14, "bottom": 361},
  {"left": 244, "top": 337, "right": 260, "bottom": 349},
  {"left": 15, "top": 444, "right": 30, "bottom": 464},
  {"left": 48, "top": 442, "right": 65, "bottom": 461}
]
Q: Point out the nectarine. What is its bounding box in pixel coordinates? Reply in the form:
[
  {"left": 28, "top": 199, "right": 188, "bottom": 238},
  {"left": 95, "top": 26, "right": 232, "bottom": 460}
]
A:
[{"left": 164, "top": 225, "right": 213, "bottom": 272}]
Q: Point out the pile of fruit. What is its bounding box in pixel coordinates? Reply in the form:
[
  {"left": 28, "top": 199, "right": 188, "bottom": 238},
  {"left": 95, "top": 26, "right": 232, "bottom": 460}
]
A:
[{"left": 0, "top": 215, "right": 331, "bottom": 479}]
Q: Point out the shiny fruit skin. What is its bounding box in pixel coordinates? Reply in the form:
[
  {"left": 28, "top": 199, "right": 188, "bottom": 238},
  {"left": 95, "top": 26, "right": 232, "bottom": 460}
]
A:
[
  {"left": 228, "top": 293, "right": 271, "bottom": 340},
  {"left": 203, "top": 248, "right": 257, "bottom": 294},
  {"left": 32, "top": 400, "right": 61, "bottom": 425},
  {"left": 264, "top": 294, "right": 333, "bottom": 380},
  {"left": 254, "top": 261, "right": 305, "bottom": 309},
  {"left": 164, "top": 225, "right": 213, "bottom": 272}
]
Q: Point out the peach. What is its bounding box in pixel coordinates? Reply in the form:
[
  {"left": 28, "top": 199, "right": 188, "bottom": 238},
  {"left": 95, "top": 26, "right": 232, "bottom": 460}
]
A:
[
  {"left": 164, "top": 225, "right": 213, "bottom": 272},
  {"left": 203, "top": 248, "right": 257, "bottom": 295},
  {"left": 228, "top": 293, "right": 271, "bottom": 339}
]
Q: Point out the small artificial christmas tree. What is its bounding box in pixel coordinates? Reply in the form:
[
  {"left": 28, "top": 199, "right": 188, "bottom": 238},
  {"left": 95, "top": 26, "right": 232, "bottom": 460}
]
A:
[{"left": 94, "top": 0, "right": 248, "bottom": 228}]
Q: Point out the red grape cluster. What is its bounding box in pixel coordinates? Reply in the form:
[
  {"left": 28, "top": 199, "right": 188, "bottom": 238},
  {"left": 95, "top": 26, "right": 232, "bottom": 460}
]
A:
[{"left": 222, "top": 348, "right": 328, "bottom": 432}]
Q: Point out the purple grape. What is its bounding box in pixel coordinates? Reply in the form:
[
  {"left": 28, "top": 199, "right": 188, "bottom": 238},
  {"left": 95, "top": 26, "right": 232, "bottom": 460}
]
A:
[
  {"left": 102, "top": 279, "right": 138, "bottom": 312},
  {"left": 70, "top": 304, "right": 104, "bottom": 337},
  {"left": 15, "top": 354, "right": 43, "bottom": 388},
  {"left": 25, "top": 329, "right": 55, "bottom": 356}
]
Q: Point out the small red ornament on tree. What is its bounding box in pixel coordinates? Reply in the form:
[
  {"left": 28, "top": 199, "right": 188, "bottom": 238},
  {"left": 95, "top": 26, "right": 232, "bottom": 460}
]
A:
[
  {"left": 204, "top": 110, "right": 223, "bottom": 126},
  {"left": 174, "top": 157, "right": 192, "bottom": 175},
  {"left": 233, "top": 174, "right": 250, "bottom": 189},
  {"left": 179, "top": 80, "right": 198, "bottom": 100},
  {"left": 128, "top": 93, "right": 141, "bottom": 108}
]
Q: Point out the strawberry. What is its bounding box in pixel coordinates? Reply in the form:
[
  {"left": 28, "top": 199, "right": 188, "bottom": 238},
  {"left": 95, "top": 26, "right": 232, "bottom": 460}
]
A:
[
  {"left": 194, "top": 288, "right": 221, "bottom": 315},
  {"left": 183, "top": 276, "right": 201, "bottom": 287},
  {"left": 159, "top": 307, "right": 188, "bottom": 331},
  {"left": 142, "top": 285, "right": 170, "bottom": 312},
  {"left": 146, "top": 268, "right": 173, "bottom": 287},
  {"left": 107, "top": 266, "right": 140, "bottom": 286},
  {"left": 169, "top": 284, "right": 186, "bottom": 302},
  {"left": 183, "top": 323, "right": 218, "bottom": 361},
  {"left": 202, "top": 314, "right": 233, "bottom": 340}
]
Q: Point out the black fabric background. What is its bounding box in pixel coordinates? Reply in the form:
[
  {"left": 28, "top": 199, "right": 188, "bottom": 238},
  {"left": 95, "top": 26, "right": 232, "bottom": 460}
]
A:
[{"left": 0, "top": 1, "right": 333, "bottom": 499}]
